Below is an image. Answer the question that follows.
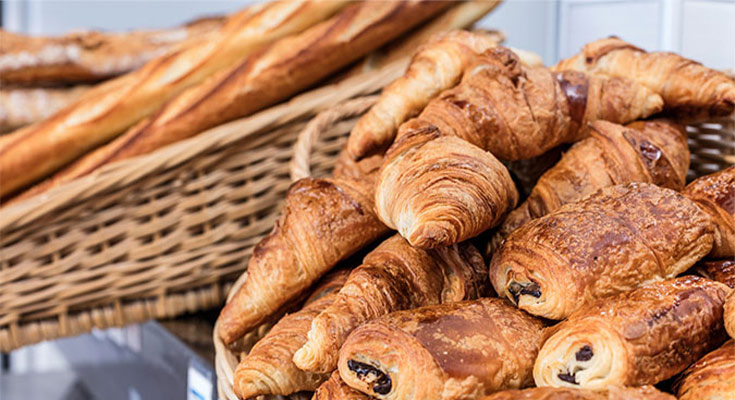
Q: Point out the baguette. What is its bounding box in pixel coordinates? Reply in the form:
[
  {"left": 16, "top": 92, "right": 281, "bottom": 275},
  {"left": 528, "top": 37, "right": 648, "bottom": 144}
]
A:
[
  {"left": 0, "top": 85, "right": 90, "bottom": 132},
  {"left": 13, "top": 0, "right": 452, "bottom": 203},
  {"left": 0, "top": 16, "right": 224, "bottom": 85},
  {"left": 0, "top": 0, "right": 348, "bottom": 198}
]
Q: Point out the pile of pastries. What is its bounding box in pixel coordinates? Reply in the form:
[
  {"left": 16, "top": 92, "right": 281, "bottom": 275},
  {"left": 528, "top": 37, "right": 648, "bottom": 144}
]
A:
[
  {"left": 217, "top": 27, "right": 735, "bottom": 400},
  {"left": 1, "top": 0, "right": 505, "bottom": 205}
]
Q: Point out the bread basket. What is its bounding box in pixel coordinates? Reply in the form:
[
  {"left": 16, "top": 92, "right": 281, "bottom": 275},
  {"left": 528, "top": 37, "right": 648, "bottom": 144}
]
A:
[
  {"left": 212, "top": 93, "right": 735, "bottom": 399},
  {"left": 0, "top": 60, "right": 405, "bottom": 352}
]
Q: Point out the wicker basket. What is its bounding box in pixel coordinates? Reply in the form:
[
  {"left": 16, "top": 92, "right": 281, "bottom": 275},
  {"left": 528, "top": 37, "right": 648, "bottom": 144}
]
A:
[
  {"left": 213, "top": 100, "right": 734, "bottom": 400},
  {"left": 0, "top": 59, "right": 406, "bottom": 352}
]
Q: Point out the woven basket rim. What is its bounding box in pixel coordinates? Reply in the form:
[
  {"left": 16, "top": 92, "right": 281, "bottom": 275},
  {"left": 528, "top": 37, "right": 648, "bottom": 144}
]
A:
[{"left": 0, "top": 60, "right": 408, "bottom": 232}]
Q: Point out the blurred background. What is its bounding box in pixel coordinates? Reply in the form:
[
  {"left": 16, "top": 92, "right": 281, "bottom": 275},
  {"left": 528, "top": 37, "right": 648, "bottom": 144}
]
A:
[{"left": 3, "top": 0, "right": 734, "bottom": 69}]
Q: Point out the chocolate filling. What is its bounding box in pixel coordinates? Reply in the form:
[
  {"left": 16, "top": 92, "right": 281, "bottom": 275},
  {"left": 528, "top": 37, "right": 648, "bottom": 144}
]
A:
[
  {"left": 348, "top": 359, "right": 392, "bottom": 395},
  {"left": 508, "top": 281, "right": 542, "bottom": 304},
  {"left": 575, "top": 345, "right": 594, "bottom": 361},
  {"left": 558, "top": 371, "right": 578, "bottom": 384}
]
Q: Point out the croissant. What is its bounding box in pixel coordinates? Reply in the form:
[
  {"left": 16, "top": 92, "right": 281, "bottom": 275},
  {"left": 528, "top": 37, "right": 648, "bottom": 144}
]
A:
[
  {"left": 694, "top": 259, "right": 735, "bottom": 289},
  {"left": 293, "top": 234, "right": 489, "bottom": 373},
  {"left": 683, "top": 166, "right": 735, "bottom": 258},
  {"left": 13, "top": 1, "right": 450, "bottom": 203},
  {"left": 555, "top": 37, "right": 735, "bottom": 118},
  {"left": 345, "top": 29, "right": 502, "bottom": 160},
  {"left": 0, "top": 16, "right": 224, "bottom": 85},
  {"left": 375, "top": 47, "right": 663, "bottom": 248},
  {"left": 726, "top": 291, "right": 735, "bottom": 340},
  {"left": 490, "top": 182, "right": 714, "bottom": 320},
  {"left": 0, "top": 1, "right": 347, "bottom": 198},
  {"left": 314, "top": 371, "right": 372, "bottom": 400},
  {"left": 534, "top": 276, "right": 729, "bottom": 390},
  {"left": 218, "top": 174, "right": 389, "bottom": 345},
  {"left": 233, "top": 268, "right": 349, "bottom": 399},
  {"left": 338, "top": 298, "right": 545, "bottom": 400},
  {"left": 480, "top": 386, "right": 675, "bottom": 400},
  {"left": 675, "top": 340, "right": 735, "bottom": 400},
  {"left": 493, "top": 119, "right": 690, "bottom": 248}
]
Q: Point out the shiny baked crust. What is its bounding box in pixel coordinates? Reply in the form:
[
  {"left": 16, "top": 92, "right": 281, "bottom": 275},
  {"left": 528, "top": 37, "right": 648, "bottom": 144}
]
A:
[
  {"left": 218, "top": 175, "right": 389, "bottom": 344},
  {"left": 490, "top": 182, "right": 714, "bottom": 319},
  {"left": 555, "top": 36, "right": 735, "bottom": 118},
  {"left": 494, "top": 119, "right": 690, "bottom": 248},
  {"left": 0, "top": 1, "right": 348, "bottom": 198},
  {"left": 534, "top": 276, "right": 729, "bottom": 390},
  {"left": 726, "top": 291, "right": 735, "bottom": 340},
  {"left": 232, "top": 269, "right": 348, "bottom": 399},
  {"left": 480, "top": 386, "right": 676, "bottom": 400},
  {"left": 683, "top": 166, "right": 735, "bottom": 258},
  {"left": 13, "top": 0, "right": 450, "bottom": 203},
  {"left": 293, "top": 234, "right": 489, "bottom": 373},
  {"left": 346, "top": 29, "right": 502, "bottom": 160},
  {"left": 314, "top": 371, "right": 372, "bottom": 400},
  {"left": 375, "top": 46, "right": 662, "bottom": 249},
  {"left": 338, "top": 297, "right": 545, "bottom": 400},
  {"left": 695, "top": 259, "right": 735, "bottom": 289},
  {"left": 0, "top": 16, "right": 224, "bottom": 84},
  {"left": 675, "top": 340, "right": 735, "bottom": 400}
]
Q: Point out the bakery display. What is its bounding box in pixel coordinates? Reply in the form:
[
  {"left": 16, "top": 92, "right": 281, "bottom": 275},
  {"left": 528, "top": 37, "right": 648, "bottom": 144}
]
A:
[
  {"left": 555, "top": 36, "right": 735, "bottom": 118},
  {"left": 492, "top": 119, "right": 689, "bottom": 248},
  {"left": 490, "top": 183, "right": 713, "bottom": 319},
  {"left": 338, "top": 298, "right": 545, "bottom": 400},
  {"left": 6, "top": 3, "right": 735, "bottom": 399},
  {"left": 293, "top": 235, "right": 489, "bottom": 373},
  {"left": 683, "top": 166, "right": 735, "bottom": 258},
  {"left": 375, "top": 46, "right": 662, "bottom": 248},
  {"left": 0, "top": 0, "right": 348, "bottom": 198},
  {"left": 0, "top": 16, "right": 225, "bottom": 85},
  {"left": 534, "top": 276, "right": 729, "bottom": 389},
  {"left": 480, "top": 386, "right": 675, "bottom": 400},
  {"left": 675, "top": 340, "right": 735, "bottom": 400}
]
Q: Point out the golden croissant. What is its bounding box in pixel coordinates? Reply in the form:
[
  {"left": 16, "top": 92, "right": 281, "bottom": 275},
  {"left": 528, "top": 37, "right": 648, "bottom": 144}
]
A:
[
  {"left": 490, "top": 182, "right": 714, "bottom": 320},
  {"left": 338, "top": 298, "right": 545, "bottom": 400},
  {"left": 683, "top": 166, "right": 735, "bottom": 258},
  {"left": 376, "top": 46, "right": 662, "bottom": 248},
  {"left": 346, "top": 29, "right": 502, "bottom": 160},
  {"left": 694, "top": 259, "right": 735, "bottom": 289},
  {"left": 493, "top": 119, "right": 690, "bottom": 248},
  {"left": 726, "top": 291, "right": 735, "bottom": 340},
  {"left": 293, "top": 234, "right": 489, "bottom": 373},
  {"left": 480, "top": 386, "right": 675, "bottom": 400},
  {"left": 556, "top": 36, "right": 735, "bottom": 118},
  {"left": 534, "top": 276, "right": 729, "bottom": 389},
  {"left": 675, "top": 340, "right": 735, "bottom": 400},
  {"left": 218, "top": 173, "right": 389, "bottom": 344},
  {"left": 233, "top": 268, "right": 349, "bottom": 399}
]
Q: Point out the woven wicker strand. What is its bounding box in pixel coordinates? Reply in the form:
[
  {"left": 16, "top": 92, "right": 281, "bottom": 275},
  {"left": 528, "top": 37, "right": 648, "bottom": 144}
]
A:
[{"left": 0, "top": 59, "right": 408, "bottom": 353}]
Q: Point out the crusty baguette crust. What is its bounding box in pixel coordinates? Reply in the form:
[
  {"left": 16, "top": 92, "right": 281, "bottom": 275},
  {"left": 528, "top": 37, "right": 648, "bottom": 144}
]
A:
[
  {"left": 12, "top": 0, "right": 451, "bottom": 203},
  {"left": 0, "top": 16, "right": 225, "bottom": 85},
  {"left": 0, "top": 1, "right": 348, "bottom": 198},
  {"left": 0, "top": 85, "right": 90, "bottom": 132}
]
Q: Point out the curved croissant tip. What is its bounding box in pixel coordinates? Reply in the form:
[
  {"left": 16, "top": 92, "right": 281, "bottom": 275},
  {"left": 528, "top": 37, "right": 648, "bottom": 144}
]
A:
[
  {"left": 292, "top": 345, "right": 317, "bottom": 371},
  {"left": 406, "top": 222, "right": 455, "bottom": 249}
]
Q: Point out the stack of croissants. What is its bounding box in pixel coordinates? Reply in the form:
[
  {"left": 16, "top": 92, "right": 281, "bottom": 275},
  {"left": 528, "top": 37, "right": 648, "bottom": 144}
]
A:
[{"left": 215, "top": 16, "right": 735, "bottom": 400}]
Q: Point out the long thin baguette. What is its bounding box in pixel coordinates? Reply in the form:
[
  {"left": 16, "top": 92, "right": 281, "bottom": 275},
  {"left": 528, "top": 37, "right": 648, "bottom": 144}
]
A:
[
  {"left": 0, "top": 15, "right": 225, "bottom": 85},
  {"left": 13, "top": 0, "right": 452, "bottom": 204},
  {"left": 0, "top": 85, "right": 90, "bottom": 132},
  {"left": 0, "top": 0, "right": 347, "bottom": 198}
]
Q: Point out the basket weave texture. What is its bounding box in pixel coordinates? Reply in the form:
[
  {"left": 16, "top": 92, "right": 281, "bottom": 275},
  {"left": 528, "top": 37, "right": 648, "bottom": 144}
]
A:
[
  {"left": 212, "top": 96, "right": 734, "bottom": 400},
  {"left": 0, "top": 60, "right": 406, "bottom": 352}
]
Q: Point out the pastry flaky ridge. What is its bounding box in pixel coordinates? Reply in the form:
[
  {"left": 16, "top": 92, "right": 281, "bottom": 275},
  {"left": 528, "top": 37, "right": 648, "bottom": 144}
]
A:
[{"left": 216, "top": 30, "right": 735, "bottom": 400}]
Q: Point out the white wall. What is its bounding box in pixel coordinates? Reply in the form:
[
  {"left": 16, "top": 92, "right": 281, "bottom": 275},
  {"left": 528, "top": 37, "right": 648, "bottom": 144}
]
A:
[{"left": 3, "top": 0, "right": 734, "bottom": 69}]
